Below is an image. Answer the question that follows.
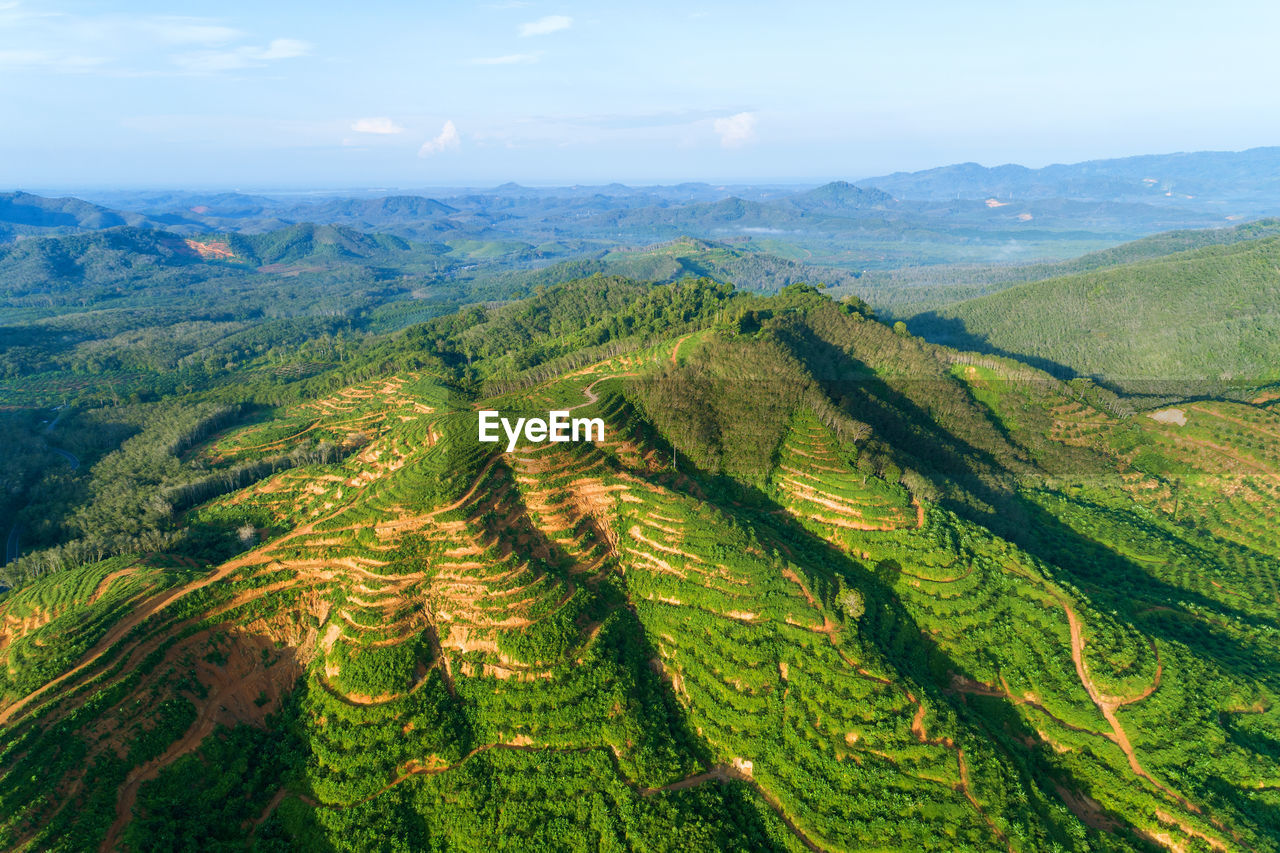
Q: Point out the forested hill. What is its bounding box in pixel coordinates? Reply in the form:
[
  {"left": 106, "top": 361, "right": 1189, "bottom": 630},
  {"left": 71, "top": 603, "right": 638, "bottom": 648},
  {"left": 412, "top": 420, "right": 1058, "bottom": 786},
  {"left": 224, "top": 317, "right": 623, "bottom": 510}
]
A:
[
  {"left": 0, "top": 192, "right": 161, "bottom": 240},
  {"left": 0, "top": 223, "right": 417, "bottom": 297},
  {"left": 783, "top": 181, "right": 895, "bottom": 211},
  {"left": 3, "top": 275, "right": 1280, "bottom": 850},
  {"left": 910, "top": 230, "right": 1280, "bottom": 395}
]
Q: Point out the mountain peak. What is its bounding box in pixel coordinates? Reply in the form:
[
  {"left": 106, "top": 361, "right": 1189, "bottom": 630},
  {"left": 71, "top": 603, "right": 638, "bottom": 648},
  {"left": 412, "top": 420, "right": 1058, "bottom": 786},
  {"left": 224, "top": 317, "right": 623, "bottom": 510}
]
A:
[{"left": 790, "top": 181, "right": 894, "bottom": 210}]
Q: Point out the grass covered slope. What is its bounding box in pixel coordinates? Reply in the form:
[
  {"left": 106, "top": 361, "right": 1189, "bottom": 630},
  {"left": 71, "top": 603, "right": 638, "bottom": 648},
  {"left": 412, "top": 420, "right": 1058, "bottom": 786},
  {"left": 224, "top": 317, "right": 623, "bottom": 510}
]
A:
[
  {"left": 911, "top": 233, "right": 1280, "bottom": 394},
  {"left": 1, "top": 278, "right": 1279, "bottom": 851}
]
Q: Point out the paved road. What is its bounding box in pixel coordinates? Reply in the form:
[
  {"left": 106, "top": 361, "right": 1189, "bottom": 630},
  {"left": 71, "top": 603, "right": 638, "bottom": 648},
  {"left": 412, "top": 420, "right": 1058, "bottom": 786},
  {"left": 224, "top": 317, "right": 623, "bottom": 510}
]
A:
[
  {"left": 43, "top": 409, "right": 64, "bottom": 435},
  {"left": 4, "top": 524, "right": 19, "bottom": 566},
  {"left": 51, "top": 447, "right": 80, "bottom": 471}
]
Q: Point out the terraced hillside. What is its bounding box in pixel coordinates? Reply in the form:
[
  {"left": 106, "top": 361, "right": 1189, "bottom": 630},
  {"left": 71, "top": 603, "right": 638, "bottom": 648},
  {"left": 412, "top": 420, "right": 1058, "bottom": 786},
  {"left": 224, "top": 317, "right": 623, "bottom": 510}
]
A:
[{"left": 2, "top": 279, "right": 1279, "bottom": 851}]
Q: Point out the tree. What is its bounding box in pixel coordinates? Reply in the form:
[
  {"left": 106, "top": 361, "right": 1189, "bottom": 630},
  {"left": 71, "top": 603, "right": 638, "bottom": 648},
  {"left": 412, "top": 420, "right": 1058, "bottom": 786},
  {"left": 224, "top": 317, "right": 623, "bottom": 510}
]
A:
[{"left": 839, "top": 588, "right": 866, "bottom": 621}]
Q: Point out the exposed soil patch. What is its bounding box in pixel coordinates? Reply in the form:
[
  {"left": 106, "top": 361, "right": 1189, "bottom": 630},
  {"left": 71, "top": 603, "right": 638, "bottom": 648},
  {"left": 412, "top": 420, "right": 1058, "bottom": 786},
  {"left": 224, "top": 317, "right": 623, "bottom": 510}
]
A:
[
  {"left": 183, "top": 239, "right": 236, "bottom": 260},
  {"left": 1055, "top": 783, "right": 1122, "bottom": 833},
  {"left": 1149, "top": 408, "right": 1188, "bottom": 427},
  {"left": 99, "top": 631, "right": 303, "bottom": 851}
]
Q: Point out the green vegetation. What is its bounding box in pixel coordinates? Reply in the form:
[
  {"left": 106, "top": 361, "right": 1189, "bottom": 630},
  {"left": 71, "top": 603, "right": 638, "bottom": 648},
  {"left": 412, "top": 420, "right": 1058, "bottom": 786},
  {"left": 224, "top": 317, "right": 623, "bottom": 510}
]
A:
[
  {"left": 848, "top": 217, "right": 1280, "bottom": 316},
  {"left": 2, "top": 260, "right": 1280, "bottom": 852},
  {"left": 912, "top": 232, "right": 1280, "bottom": 397}
]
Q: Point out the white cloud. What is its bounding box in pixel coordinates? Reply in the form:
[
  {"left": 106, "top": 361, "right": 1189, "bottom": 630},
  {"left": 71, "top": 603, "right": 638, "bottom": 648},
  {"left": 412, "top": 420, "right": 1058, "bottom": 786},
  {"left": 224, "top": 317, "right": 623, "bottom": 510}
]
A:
[
  {"left": 258, "top": 38, "right": 309, "bottom": 60},
  {"left": 519, "top": 15, "right": 571, "bottom": 37},
  {"left": 0, "top": 6, "right": 307, "bottom": 75},
  {"left": 351, "top": 117, "right": 404, "bottom": 135},
  {"left": 469, "top": 52, "right": 539, "bottom": 65},
  {"left": 172, "top": 38, "right": 310, "bottom": 72},
  {"left": 419, "top": 120, "right": 461, "bottom": 156},
  {"left": 714, "top": 112, "right": 757, "bottom": 148},
  {"left": 0, "top": 1, "right": 43, "bottom": 24},
  {"left": 140, "top": 17, "right": 241, "bottom": 46}
]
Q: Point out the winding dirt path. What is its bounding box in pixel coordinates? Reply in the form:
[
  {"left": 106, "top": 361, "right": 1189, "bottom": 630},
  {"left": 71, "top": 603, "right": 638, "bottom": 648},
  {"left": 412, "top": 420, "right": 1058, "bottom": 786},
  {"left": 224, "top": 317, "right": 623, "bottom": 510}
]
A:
[
  {"left": 957, "top": 749, "right": 1013, "bottom": 852},
  {"left": 1167, "top": 433, "right": 1276, "bottom": 477},
  {"left": 250, "top": 787, "right": 288, "bottom": 835},
  {"left": 566, "top": 372, "right": 637, "bottom": 413},
  {"left": 670, "top": 333, "right": 694, "bottom": 366},
  {"left": 1188, "top": 404, "right": 1280, "bottom": 444},
  {"left": 1061, "top": 603, "right": 1228, "bottom": 850},
  {"left": 949, "top": 673, "right": 1102, "bottom": 737}
]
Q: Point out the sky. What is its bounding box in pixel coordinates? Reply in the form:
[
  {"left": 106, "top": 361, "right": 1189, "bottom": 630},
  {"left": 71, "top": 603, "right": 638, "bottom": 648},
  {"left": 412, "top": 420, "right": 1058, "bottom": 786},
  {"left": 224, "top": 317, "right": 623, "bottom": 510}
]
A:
[{"left": 4, "top": 0, "right": 1280, "bottom": 189}]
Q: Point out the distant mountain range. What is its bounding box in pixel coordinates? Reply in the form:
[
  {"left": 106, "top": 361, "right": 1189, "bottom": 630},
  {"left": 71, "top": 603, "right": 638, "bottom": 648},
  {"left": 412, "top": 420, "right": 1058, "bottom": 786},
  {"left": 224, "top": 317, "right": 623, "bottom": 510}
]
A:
[
  {"left": 858, "top": 146, "right": 1280, "bottom": 210},
  {"left": 6, "top": 146, "right": 1280, "bottom": 293}
]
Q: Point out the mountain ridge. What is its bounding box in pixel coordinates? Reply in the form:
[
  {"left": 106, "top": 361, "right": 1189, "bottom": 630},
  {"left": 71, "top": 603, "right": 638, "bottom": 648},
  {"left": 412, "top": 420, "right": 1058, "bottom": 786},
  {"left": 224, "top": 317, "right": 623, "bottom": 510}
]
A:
[{"left": 858, "top": 146, "right": 1280, "bottom": 208}]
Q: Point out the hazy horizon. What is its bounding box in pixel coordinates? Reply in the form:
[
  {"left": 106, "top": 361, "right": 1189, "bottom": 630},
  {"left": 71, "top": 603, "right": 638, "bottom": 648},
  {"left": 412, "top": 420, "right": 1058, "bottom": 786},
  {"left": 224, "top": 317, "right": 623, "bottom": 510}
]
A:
[{"left": 11, "top": 142, "right": 1277, "bottom": 197}]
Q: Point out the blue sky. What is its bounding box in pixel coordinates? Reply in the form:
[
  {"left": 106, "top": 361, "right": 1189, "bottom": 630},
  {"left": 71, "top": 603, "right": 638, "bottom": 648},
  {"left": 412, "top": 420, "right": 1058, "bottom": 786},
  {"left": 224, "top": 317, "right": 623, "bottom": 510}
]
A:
[{"left": 4, "top": 0, "right": 1280, "bottom": 189}]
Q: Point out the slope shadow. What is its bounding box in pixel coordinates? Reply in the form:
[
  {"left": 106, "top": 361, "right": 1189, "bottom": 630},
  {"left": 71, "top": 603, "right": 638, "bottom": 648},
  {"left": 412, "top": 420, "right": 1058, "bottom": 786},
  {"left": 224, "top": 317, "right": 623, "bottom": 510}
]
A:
[
  {"left": 586, "top": 381, "right": 1155, "bottom": 847},
  {"left": 1008, "top": 492, "right": 1280, "bottom": 691},
  {"left": 780, "top": 321, "right": 1280, "bottom": 679},
  {"left": 772, "top": 321, "right": 1035, "bottom": 528},
  {"left": 906, "top": 314, "right": 1271, "bottom": 403},
  {"left": 618, "top": 366, "right": 1269, "bottom": 845},
  {"left": 690, "top": 479, "right": 1161, "bottom": 852},
  {"left": 476, "top": 452, "right": 714, "bottom": 774},
  {"left": 906, "top": 313, "right": 1083, "bottom": 381}
]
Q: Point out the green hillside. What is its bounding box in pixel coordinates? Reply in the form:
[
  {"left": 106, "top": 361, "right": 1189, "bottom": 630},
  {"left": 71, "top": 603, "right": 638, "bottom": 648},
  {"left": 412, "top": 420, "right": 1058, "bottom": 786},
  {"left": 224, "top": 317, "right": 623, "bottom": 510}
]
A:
[
  {"left": 847, "top": 217, "right": 1280, "bottom": 316},
  {"left": 910, "top": 233, "right": 1280, "bottom": 395},
  {"left": 2, "top": 277, "right": 1279, "bottom": 850}
]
